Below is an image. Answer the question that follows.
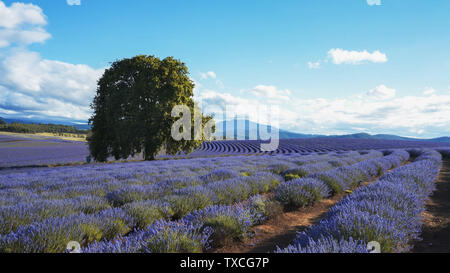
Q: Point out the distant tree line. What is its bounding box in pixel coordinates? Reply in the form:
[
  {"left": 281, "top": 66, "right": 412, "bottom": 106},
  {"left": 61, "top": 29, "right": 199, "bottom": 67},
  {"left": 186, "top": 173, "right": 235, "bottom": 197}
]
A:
[{"left": 0, "top": 119, "right": 88, "bottom": 135}]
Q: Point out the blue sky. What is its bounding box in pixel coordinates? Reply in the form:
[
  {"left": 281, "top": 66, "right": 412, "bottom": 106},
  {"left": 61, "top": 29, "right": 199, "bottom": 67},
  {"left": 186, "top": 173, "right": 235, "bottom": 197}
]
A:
[{"left": 0, "top": 0, "right": 449, "bottom": 137}]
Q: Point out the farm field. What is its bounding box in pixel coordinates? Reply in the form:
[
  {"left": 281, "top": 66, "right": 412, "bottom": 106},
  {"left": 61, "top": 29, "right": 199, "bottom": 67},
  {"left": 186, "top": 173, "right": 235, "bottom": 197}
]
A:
[
  {"left": 0, "top": 143, "right": 448, "bottom": 253},
  {"left": 196, "top": 139, "right": 450, "bottom": 155},
  {"left": 1, "top": 0, "right": 450, "bottom": 265},
  {"left": 2, "top": 132, "right": 450, "bottom": 169},
  {"left": 0, "top": 134, "right": 89, "bottom": 168}
]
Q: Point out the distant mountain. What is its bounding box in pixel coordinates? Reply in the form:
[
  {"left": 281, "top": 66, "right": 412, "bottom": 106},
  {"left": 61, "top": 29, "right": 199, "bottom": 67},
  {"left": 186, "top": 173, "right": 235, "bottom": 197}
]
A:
[
  {"left": 0, "top": 117, "right": 90, "bottom": 130},
  {"left": 426, "top": 137, "right": 450, "bottom": 143},
  {"left": 2, "top": 117, "right": 449, "bottom": 142},
  {"left": 324, "top": 133, "right": 412, "bottom": 141},
  {"left": 214, "top": 119, "right": 450, "bottom": 142},
  {"left": 323, "top": 133, "right": 450, "bottom": 142},
  {"left": 214, "top": 120, "right": 321, "bottom": 140}
]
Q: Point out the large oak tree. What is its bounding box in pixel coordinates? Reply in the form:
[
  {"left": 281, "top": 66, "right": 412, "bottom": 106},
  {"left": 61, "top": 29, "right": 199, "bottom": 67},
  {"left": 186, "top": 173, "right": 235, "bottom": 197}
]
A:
[{"left": 88, "top": 55, "right": 213, "bottom": 161}]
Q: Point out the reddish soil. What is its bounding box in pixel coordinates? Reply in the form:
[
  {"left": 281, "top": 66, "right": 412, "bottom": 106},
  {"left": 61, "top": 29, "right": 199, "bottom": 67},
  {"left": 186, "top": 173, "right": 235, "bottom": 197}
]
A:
[
  {"left": 212, "top": 167, "right": 400, "bottom": 254},
  {"left": 213, "top": 193, "right": 346, "bottom": 253},
  {"left": 413, "top": 159, "right": 450, "bottom": 253}
]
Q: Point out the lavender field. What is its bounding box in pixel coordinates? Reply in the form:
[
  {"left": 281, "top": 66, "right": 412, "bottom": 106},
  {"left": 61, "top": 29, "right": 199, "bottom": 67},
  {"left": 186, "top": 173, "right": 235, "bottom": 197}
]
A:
[
  {"left": 2, "top": 133, "right": 450, "bottom": 169},
  {"left": 0, "top": 140, "right": 448, "bottom": 253},
  {"left": 196, "top": 138, "right": 450, "bottom": 155},
  {"left": 1, "top": 0, "right": 450, "bottom": 263},
  {"left": 0, "top": 134, "right": 89, "bottom": 168}
]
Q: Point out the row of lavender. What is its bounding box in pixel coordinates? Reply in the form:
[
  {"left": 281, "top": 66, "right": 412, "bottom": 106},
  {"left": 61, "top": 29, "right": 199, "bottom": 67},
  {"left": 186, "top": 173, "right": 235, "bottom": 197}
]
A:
[
  {"left": 0, "top": 151, "right": 375, "bottom": 208},
  {"left": 0, "top": 151, "right": 383, "bottom": 252},
  {"left": 276, "top": 149, "right": 443, "bottom": 253},
  {"left": 273, "top": 149, "right": 410, "bottom": 209},
  {"left": 194, "top": 138, "right": 450, "bottom": 156},
  {"left": 0, "top": 134, "right": 89, "bottom": 168},
  {"left": 3, "top": 133, "right": 450, "bottom": 168},
  {"left": 80, "top": 150, "right": 409, "bottom": 253}
]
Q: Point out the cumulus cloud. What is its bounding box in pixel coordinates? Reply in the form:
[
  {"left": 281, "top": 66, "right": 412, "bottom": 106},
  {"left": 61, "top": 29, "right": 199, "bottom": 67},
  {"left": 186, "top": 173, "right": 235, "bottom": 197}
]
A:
[
  {"left": 0, "top": 1, "right": 447, "bottom": 137},
  {"left": 196, "top": 89, "right": 285, "bottom": 126},
  {"left": 66, "top": 0, "right": 81, "bottom": 6},
  {"left": 245, "top": 85, "right": 291, "bottom": 102},
  {"left": 0, "top": 50, "right": 104, "bottom": 120},
  {"left": 307, "top": 61, "right": 321, "bottom": 69},
  {"left": 328, "top": 48, "right": 387, "bottom": 65},
  {"left": 0, "top": 1, "right": 50, "bottom": 47},
  {"left": 195, "top": 85, "right": 450, "bottom": 138},
  {"left": 367, "top": 85, "right": 396, "bottom": 100},
  {"left": 0, "top": 1, "right": 103, "bottom": 121},
  {"left": 423, "top": 87, "right": 437, "bottom": 95},
  {"left": 198, "top": 89, "right": 250, "bottom": 108},
  {"left": 0, "top": 1, "right": 47, "bottom": 28},
  {"left": 367, "top": 0, "right": 381, "bottom": 6},
  {"left": 199, "top": 71, "right": 217, "bottom": 80}
]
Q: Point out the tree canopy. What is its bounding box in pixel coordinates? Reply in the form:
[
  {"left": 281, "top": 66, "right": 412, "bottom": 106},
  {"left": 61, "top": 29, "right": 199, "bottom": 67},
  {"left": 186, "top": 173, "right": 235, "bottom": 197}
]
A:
[
  {"left": 88, "top": 55, "right": 213, "bottom": 161},
  {"left": 0, "top": 121, "right": 87, "bottom": 135}
]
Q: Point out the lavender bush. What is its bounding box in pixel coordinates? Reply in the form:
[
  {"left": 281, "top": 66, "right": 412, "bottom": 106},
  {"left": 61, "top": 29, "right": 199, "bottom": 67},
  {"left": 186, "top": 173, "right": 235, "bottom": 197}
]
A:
[
  {"left": 276, "top": 150, "right": 441, "bottom": 253},
  {"left": 0, "top": 145, "right": 444, "bottom": 253}
]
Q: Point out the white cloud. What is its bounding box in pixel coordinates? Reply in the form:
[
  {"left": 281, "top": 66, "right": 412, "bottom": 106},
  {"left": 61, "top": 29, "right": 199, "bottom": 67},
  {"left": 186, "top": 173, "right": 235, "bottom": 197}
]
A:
[
  {"left": 307, "top": 61, "right": 321, "bottom": 69},
  {"left": 0, "top": 1, "right": 47, "bottom": 28},
  {"left": 0, "top": 1, "right": 448, "bottom": 137},
  {"left": 290, "top": 92, "right": 450, "bottom": 136},
  {"left": 66, "top": 0, "right": 81, "bottom": 6},
  {"left": 367, "top": 0, "right": 381, "bottom": 6},
  {"left": 0, "top": 1, "right": 50, "bottom": 47},
  {"left": 0, "top": 1, "right": 104, "bottom": 121},
  {"left": 411, "top": 128, "right": 425, "bottom": 135},
  {"left": 367, "top": 85, "right": 396, "bottom": 100},
  {"left": 328, "top": 48, "right": 387, "bottom": 65},
  {"left": 0, "top": 27, "right": 50, "bottom": 48},
  {"left": 199, "top": 71, "right": 217, "bottom": 80},
  {"left": 196, "top": 89, "right": 288, "bottom": 126},
  {"left": 0, "top": 50, "right": 105, "bottom": 120},
  {"left": 195, "top": 85, "right": 450, "bottom": 137},
  {"left": 246, "top": 85, "right": 291, "bottom": 102},
  {"left": 197, "top": 89, "right": 250, "bottom": 108},
  {"left": 424, "top": 87, "right": 437, "bottom": 95}
]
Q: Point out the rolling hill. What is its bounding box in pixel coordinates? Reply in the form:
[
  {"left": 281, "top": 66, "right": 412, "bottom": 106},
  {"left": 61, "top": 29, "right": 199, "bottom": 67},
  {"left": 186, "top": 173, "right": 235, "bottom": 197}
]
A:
[
  {"left": 2, "top": 117, "right": 449, "bottom": 142},
  {"left": 214, "top": 120, "right": 450, "bottom": 142}
]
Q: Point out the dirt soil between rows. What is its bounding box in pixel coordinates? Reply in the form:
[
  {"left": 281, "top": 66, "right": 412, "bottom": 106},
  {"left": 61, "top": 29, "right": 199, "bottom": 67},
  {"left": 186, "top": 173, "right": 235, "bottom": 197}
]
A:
[
  {"left": 413, "top": 159, "right": 450, "bottom": 253},
  {"left": 212, "top": 164, "right": 404, "bottom": 253},
  {"left": 213, "top": 193, "right": 347, "bottom": 253}
]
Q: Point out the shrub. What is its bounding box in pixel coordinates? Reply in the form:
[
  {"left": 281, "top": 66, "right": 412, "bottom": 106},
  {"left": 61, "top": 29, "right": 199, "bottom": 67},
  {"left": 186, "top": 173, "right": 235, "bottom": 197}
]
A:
[
  {"left": 268, "top": 163, "right": 295, "bottom": 175},
  {"left": 282, "top": 168, "right": 309, "bottom": 181},
  {"left": 106, "top": 187, "right": 145, "bottom": 207},
  {"left": 200, "top": 169, "right": 239, "bottom": 183},
  {"left": 207, "top": 178, "right": 251, "bottom": 205},
  {"left": 309, "top": 173, "right": 344, "bottom": 194},
  {"left": 185, "top": 204, "right": 263, "bottom": 248},
  {"left": 0, "top": 215, "right": 89, "bottom": 253},
  {"left": 245, "top": 172, "right": 282, "bottom": 194},
  {"left": 247, "top": 195, "right": 283, "bottom": 222},
  {"left": 123, "top": 200, "right": 173, "bottom": 229},
  {"left": 0, "top": 208, "right": 134, "bottom": 253},
  {"left": 92, "top": 208, "right": 134, "bottom": 241},
  {"left": 167, "top": 187, "right": 215, "bottom": 219},
  {"left": 83, "top": 220, "right": 213, "bottom": 253},
  {"left": 279, "top": 152, "right": 441, "bottom": 253},
  {"left": 80, "top": 223, "right": 103, "bottom": 245},
  {"left": 274, "top": 178, "right": 330, "bottom": 209},
  {"left": 276, "top": 237, "right": 368, "bottom": 253}
]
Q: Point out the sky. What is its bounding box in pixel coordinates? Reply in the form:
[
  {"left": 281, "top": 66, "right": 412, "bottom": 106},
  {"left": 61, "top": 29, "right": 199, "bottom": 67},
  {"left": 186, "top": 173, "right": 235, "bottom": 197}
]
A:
[{"left": 0, "top": 0, "right": 449, "bottom": 138}]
